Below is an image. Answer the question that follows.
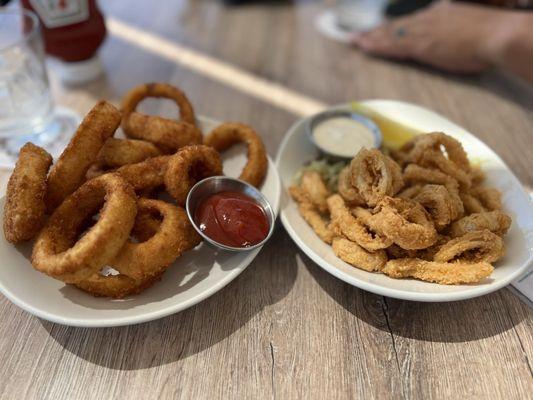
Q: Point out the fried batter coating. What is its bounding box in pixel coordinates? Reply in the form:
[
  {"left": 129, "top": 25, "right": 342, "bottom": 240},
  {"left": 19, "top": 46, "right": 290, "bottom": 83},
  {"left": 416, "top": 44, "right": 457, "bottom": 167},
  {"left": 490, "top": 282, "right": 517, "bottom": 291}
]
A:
[
  {"left": 350, "top": 148, "right": 403, "bottom": 206},
  {"left": 327, "top": 195, "right": 392, "bottom": 251},
  {"left": 382, "top": 258, "right": 493, "bottom": 284},
  {"left": 4, "top": 143, "right": 52, "bottom": 243},
  {"left": 204, "top": 122, "right": 267, "bottom": 187},
  {"left": 289, "top": 186, "right": 334, "bottom": 244},
  {"left": 449, "top": 211, "right": 511, "bottom": 238},
  {"left": 116, "top": 155, "right": 171, "bottom": 193},
  {"left": 433, "top": 230, "right": 505, "bottom": 264},
  {"left": 337, "top": 166, "right": 364, "bottom": 206},
  {"left": 96, "top": 138, "right": 162, "bottom": 168},
  {"left": 46, "top": 101, "right": 121, "bottom": 212},
  {"left": 332, "top": 237, "right": 387, "bottom": 272},
  {"left": 300, "top": 171, "right": 330, "bottom": 214}
]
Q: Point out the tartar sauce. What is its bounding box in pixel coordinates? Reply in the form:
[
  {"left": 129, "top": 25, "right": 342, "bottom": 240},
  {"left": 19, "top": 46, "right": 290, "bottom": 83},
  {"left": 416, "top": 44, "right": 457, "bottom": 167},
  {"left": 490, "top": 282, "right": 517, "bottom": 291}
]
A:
[{"left": 312, "top": 116, "right": 376, "bottom": 158}]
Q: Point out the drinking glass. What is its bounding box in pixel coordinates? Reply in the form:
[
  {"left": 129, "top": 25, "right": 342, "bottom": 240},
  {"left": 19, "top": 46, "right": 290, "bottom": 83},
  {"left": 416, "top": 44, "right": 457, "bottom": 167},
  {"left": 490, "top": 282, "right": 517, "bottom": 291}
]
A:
[
  {"left": 0, "top": 8, "right": 78, "bottom": 167},
  {"left": 334, "top": 0, "right": 387, "bottom": 32}
]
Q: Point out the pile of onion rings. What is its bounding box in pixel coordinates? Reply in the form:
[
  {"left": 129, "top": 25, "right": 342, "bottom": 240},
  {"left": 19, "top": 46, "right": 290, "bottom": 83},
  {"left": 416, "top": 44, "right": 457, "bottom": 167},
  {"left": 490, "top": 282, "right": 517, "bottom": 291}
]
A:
[
  {"left": 2, "top": 82, "right": 269, "bottom": 298},
  {"left": 291, "top": 132, "right": 511, "bottom": 285}
]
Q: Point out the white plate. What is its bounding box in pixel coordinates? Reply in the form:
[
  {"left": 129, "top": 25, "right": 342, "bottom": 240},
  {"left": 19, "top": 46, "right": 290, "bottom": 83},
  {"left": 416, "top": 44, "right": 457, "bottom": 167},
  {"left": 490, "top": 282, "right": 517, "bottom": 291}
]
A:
[
  {"left": 0, "top": 117, "right": 281, "bottom": 327},
  {"left": 277, "top": 100, "right": 533, "bottom": 302}
]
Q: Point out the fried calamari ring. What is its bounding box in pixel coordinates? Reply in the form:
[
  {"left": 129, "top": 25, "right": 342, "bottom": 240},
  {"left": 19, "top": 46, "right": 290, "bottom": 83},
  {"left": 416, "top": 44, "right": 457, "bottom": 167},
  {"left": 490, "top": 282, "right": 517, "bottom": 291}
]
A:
[
  {"left": 31, "top": 174, "right": 137, "bottom": 284},
  {"left": 46, "top": 101, "right": 121, "bottom": 212},
  {"left": 397, "top": 184, "right": 423, "bottom": 199},
  {"left": 110, "top": 199, "right": 201, "bottom": 282},
  {"left": 337, "top": 166, "right": 364, "bottom": 206},
  {"left": 327, "top": 195, "right": 392, "bottom": 251},
  {"left": 418, "top": 149, "right": 471, "bottom": 189},
  {"left": 164, "top": 145, "right": 223, "bottom": 206},
  {"left": 350, "top": 148, "right": 403, "bottom": 207},
  {"left": 370, "top": 197, "right": 437, "bottom": 250},
  {"left": 204, "top": 122, "right": 267, "bottom": 187},
  {"left": 332, "top": 237, "right": 387, "bottom": 272},
  {"left": 448, "top": 210, "right": 511, "bottom": 238},
  {"left": 434, "top": 230, "right": 505, "bottom": 264},
  {"left": 289, "top": 186, "right": 334, "bottom": 244},
  {"left": 382, "top": 258, "right": 493, "bottom": 284},
  {"left": 300, "top": 171, "right": 330, "bottom": 214},
  {"left": 470, "top": 186, "right": 502, "bottom": 211},
  {"left": 116, "top": 155, "right": 171, "bottom": 193},
  {"left": 96, "top": 138, "right": 162, "bottom": 168},
  {"left": 121, "top": 83, "right": 202, "bottom": 153},
  {"left": 413, "top": 184, "right": 461, "bottom": 230},
  {"left": 3, "top": 143, "right": 53, "bottom": 243},
  {"left": 460, "top": 192, "right": 485, "bottom": 214}
]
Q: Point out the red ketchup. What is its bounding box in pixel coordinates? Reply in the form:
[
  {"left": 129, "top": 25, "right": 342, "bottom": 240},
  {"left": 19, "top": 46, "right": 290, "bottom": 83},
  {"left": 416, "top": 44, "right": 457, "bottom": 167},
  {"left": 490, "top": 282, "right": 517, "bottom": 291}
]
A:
[{"left": 194, "top": 191, "right": 269, "bottom": 248}]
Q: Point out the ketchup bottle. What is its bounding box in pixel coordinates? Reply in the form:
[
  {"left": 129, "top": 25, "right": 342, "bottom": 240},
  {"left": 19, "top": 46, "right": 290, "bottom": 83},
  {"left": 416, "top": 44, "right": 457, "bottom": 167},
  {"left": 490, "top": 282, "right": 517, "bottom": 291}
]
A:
[{"left": 20, "top": 0, "right": 107, "bottom": 85}]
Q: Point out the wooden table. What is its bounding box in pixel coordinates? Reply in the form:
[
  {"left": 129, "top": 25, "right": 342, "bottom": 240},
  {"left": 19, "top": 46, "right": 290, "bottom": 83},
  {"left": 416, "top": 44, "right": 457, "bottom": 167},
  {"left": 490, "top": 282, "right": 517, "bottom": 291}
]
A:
[{"left": 1, "top": 1, "right": 532, "bottom": 399}]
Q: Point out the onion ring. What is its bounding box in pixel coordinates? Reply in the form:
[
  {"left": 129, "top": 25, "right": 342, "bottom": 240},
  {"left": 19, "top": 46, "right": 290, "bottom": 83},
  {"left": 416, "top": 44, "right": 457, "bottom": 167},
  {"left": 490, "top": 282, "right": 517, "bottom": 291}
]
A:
[
  {"left": 164, "top": 145, "right": 223, "bottom": 206},
  {"left": 383, "top": 258, "right": 493, "bottom": 284},
  {"left": 74, "top": 270, "right": 164, "bottom": 299},
  {"left": 289, "top": 186, "right": 334, "bottom": 244},
  {"left": 45, "top": 101, "right": 121, "bottom": 212},
  {"left": 116, "top": 155, "right": 171, "bottom": 193},
  {"left": 96, "top": 138, "right": 162, "bottom": 169},
  {"left": 448, "top": 210, "right": 511, "bottom": 238},
  {"left": 121, "top": 83, "right": 202, "bottom": 153},
  {"left": 31, "top": 174, "right": 137, "bottom": 284},
  {"left": 433, "top": 230, "right": 504, "bottom": 264},
  {"left": 370, "top": 196, "right": 437, "bottom": 250},
  {"left": 350, "top": 148, "right": 404, "bottom": 207},
  {"left": 204, "top": 122, "right": 267, "bottom": 187},
  {"left": 332, "top": 237, "right": 387, "bottom": 272},
  {"left": 3, "top": 143, "right": 53, "bottom": 243}
]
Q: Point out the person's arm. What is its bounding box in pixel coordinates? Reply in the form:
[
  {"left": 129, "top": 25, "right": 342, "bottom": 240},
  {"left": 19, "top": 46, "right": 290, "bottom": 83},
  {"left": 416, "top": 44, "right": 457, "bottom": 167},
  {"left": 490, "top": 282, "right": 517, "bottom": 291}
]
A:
[{"left": 352, "top": 1, "right": 533, "bottom": 83}]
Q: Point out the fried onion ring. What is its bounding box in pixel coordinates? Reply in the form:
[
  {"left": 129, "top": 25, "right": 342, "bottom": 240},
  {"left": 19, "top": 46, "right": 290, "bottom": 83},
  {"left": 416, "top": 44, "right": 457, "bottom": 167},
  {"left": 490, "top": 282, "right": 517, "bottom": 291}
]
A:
[
  {"left": 332, "top": 237, "right": 387, "bottom": 272},
  {"left": 116, "top": 155, "right": 171, "bottom": 193},
  {"left": 45, "top": 101, "right": 121, "bottom": 212},
  {"left": 370, "top": 196, "right": 437, "bottom": 250},
  {"left": 448, "top": 211, "right": 511, "bottom": 238},
  {"left": 382, "top": 258, "right": 493, "bottom": 284},
  {"left": 31, "top": 174, "right": 137, "bottom": 283},
  {"left": 433, "top": 230, "right": 504, "bottom": 264},
  {"left": 121, "top": 83, "right": 202, "bottom": 153},
  {"left": 164, "top": 145, "right": 223, "bottom": 206},
  {"left": 3, "top": 143, "right": 53, "bottom": 243},
  {"left": 289, "top": 186, "right": 334, "bottom": 244},
  {"left": 350, "top": 148, "right": 404, "bottom": 207},
  {"left": 96, "top": 138, "right": 162, "bottom": 168},
  {"left": 204, "top": 122, "right": 267, "bottom": 187}
]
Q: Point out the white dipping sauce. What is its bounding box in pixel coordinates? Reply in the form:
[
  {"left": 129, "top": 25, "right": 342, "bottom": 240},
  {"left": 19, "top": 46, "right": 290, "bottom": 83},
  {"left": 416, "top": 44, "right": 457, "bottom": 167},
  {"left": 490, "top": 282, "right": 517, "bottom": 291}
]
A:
[{"left": 312, "top": 116, "right": 375, "bottom": 158}]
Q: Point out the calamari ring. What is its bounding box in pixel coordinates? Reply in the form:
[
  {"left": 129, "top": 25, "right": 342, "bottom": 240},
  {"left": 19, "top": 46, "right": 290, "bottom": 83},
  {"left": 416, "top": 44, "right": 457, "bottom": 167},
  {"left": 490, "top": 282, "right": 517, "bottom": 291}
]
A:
[
  {"left": 204, "top": 122, "right": 267, "bottom": 187},
  {"left": 350, "top": 148, "right": 403, "bottom": 207},
  {"left": 413, "top": 184, "right": 460, "bottom": 230},
  {"left": 74, "top": 270, "right": 164, "bottom": 299},
  {"left": 382, "top": 258, "right": 493, "bottom": 285},
  {"left": 116, "top": 155, "right": 171, "bottom": 193},
  {"left": 164, "top": 145, "right": 223, "bottom": 206},
  {"left": 289, "top": 186, "right": 334, "bottom": 244},
  {"left": 121, "top": 83, "right": 202, "bottom": 153},
  {"left": 470, "top": 186, "right": 502, "bottom": 211},
  {"left": 31, "top": 174, "right": 137, "bottom": 284},
  {"left": 96, "top": 138, "right": 162, "bottom": 168},
  {"left": 332, "top": 237, "right": 387, "bottom": 272},
  {"left": 448, "top": 211, "right": 511, "bottom": 238},
  {"left": 370, "top": 196, "right": 437, "bottom": 250},
  {"left": 460, "top": 192, "right": 485, "bottom": 214},
  {"left": 337, "top": 166, "right": 364, "bottom": 206},
  {"left": 110, "top": 199, "right": 201, "bottom": 282},
  {"left": 397, "top": 184, "right": 423, "bottom": 200},
  {"left": 300, "top": 171, "right": 330, "bottom": 214},
  {"left": 418, "top": 149, "right": 471, "bottom": 189},
  {"left": 45, "top": 101, "right": 121, "bottom": 212},
  {"left": 433, "top": 229, "right": 505, "bottom": 264},
  {"left": 3, "top": 143, "right": 52, "bottom": 243}
]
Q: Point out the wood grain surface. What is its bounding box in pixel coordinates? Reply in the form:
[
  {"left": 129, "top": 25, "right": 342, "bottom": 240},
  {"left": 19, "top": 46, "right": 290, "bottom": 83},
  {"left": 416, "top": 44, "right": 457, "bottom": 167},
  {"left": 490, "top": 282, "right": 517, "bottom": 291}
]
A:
[{"left": 0, "top": 1, "right": 531, "bottom": 399}]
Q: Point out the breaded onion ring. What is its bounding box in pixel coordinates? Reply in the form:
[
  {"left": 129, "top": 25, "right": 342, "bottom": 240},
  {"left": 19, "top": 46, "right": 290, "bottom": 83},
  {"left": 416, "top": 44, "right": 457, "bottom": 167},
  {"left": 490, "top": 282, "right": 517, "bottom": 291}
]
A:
[
  {"left": 289, "top": 186, "right": 334, "bottom": 244},
  {"left": 332, "top": 237, "right": 387, "bottom": 272},
  {"left": 46, "top": 101, "right": 121, "bottom": 212},
  {"left": 111, "top": 199, "right": 201, "bottom": 282},
  {"left": 74, "top": 270, "right": 164, "bottom": 299},
  {"left": 327, "top": 195, "right": 392, "bottom": 251},
  {"left": 32, "top": 174, "right": 137, "bottom": 284},
  {"left": 164, "top": 145, "right": 223, "bottom": 206},
  {"left": 370, "top": 197, "right": 437, "bottom": 250},
  {"left": 413, "top": 184, "right": 461, "bottom": 230},
  {"left": 3, "top": 143, "right": 53, "bottom": 243},
  {"left": 350, "top": 148, "right": 403, "bottom": 207},
  {"left": 116, "top": 155, "right": 171, "bottom": 193},
  {"left": 382, "top": 258, "right": 493, "bottom": 284},
  {"left": 300, "top": 171, "right": 330, "bottom": 214},
  {"left": 121, "top": 83, "right": 202, "bottom": 153},
  {"left": 96, "top": 138, "right": 162, "bottom": 168},
  {"left": 448, "top": 210, "right": 511, "bottom": 238},
  {"left": 204, "top": 122, "right": 267, "bottom": 187},
  {"left": 337, "top": 166, "right": 364, "bottom": 206},
  {"left": 434, "top": 230, "right": 504, "bottom": 264}
]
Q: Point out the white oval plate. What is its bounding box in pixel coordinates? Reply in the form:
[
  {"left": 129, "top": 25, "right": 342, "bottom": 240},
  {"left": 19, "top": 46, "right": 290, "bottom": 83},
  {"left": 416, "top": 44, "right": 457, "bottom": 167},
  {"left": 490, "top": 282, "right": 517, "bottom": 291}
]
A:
[
  {"left": 0, "top": 117, "right": 281, "bottom": 327},
  {"left": 277, "top": 100, "right": 533, "bottom": 302}
]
